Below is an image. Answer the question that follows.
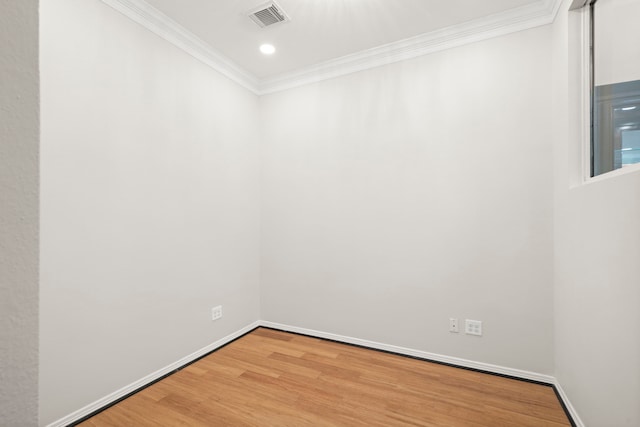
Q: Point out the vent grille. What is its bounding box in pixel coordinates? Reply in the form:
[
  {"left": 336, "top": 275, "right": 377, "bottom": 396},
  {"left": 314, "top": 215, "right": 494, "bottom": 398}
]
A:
[{"left": 248, "top": 2, "right": 290, "bottom": 28}]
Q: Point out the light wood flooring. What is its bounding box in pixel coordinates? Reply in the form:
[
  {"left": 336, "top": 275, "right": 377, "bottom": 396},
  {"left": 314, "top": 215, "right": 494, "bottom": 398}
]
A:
[{"left": 79, "top": 328, "right": 572, "bottom": 426}]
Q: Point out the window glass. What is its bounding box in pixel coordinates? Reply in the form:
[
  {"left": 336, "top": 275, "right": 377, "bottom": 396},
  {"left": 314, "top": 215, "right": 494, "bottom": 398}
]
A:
[{"left": 591, "top": 0, "right": 640, "bottom": 176}]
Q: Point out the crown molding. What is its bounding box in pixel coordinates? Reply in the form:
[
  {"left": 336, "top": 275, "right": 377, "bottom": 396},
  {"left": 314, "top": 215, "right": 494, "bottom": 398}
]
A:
[
  {"left": 258, "top": 0, "right": 564, "bottom": 94},
  {"left": 99, "top": 0, "right": 260, "bottom": 93},
  {"left": 100, "top": 0, "right": 563, "bottom": 96}
]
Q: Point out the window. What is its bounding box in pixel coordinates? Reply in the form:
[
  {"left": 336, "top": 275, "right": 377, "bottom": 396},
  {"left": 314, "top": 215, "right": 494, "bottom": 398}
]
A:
[
  {"left": 585, "top": 0, "right": 640, "bottom": 177},
  {"left": 593, "top": 82, "right": 640, "bottom": 175}
]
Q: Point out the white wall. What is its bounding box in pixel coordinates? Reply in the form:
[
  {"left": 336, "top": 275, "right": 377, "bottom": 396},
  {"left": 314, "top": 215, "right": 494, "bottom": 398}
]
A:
[
  {"left": 260, "top": 26, "right": 555, "bottom": 374},
  {"left": 0, "top": 1, "right": 39, "bottom": 425},
  {"left": 39, "top": 0, "right": 260, "bottom": 424},
  {"left": 552, "top": 2, "right": 640, "bottom": 426}
]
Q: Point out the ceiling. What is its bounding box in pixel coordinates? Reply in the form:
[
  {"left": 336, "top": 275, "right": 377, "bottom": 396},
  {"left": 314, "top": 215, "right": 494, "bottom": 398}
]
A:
[{"left": 143, "top": 0, "right": 543, "bottom": 80}]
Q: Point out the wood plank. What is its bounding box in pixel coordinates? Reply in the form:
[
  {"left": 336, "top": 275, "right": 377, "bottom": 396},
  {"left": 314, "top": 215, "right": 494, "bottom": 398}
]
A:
[{"left": 79, "top": 328, "right": 571, "bottom": 426}]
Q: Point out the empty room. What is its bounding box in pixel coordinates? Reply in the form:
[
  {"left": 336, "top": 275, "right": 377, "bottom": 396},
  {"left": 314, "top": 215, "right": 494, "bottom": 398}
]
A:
[{"left": 1, "top": 0, "right": 639, "bottom": 426}]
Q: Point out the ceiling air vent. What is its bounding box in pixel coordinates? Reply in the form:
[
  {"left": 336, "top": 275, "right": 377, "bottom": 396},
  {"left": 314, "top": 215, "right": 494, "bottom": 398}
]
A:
[{"left": 248, "top": 1, "right": 290, "bottom": 28}]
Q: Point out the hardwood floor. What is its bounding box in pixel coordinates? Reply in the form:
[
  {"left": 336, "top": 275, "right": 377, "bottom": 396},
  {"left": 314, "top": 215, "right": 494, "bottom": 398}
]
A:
[{"left": 79, "top": 328, "right": 571, "bottom": 426}]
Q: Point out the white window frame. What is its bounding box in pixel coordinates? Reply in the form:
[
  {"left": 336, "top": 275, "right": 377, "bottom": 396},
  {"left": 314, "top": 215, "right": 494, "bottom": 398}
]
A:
[
  {"left": 579, "top": 3, "right": 592, "bottom": 183},
  {"left": 577, "top": 0, "right": 640, "bottom": 183}
]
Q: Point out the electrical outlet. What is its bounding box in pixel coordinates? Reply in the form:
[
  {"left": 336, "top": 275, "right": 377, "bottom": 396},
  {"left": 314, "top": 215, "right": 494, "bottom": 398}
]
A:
[
  {"left": 465, "top": 319, "right": 482, "bottom": 336},
  {"left": 211, "top": 305, "right": 223, "bottom": 321},
  {"left": 449, "top": 318, "right": 459, "bottom": 333}
]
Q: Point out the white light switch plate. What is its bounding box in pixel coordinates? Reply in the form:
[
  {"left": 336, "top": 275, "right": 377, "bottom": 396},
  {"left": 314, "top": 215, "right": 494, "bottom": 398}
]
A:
[{"left": 465, "top": 319, "right": 482, "bottom": 336}]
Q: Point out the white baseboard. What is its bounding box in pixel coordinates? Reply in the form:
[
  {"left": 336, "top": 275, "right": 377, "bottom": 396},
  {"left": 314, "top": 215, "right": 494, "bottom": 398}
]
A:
[
  {"left": 46, "top": 321, "right": 260, "bottom": 427},
  {"left": 259, "top": 321, "right": 556, "bottom": 384},
  {"left": 553, "top": 380, "right": 585, "bottom": 427}
]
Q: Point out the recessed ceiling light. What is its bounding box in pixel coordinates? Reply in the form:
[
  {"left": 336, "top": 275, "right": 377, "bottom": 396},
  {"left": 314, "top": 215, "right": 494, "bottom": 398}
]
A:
[{"left": 260, "top": 44, "right": 276, "bottom": 55}]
